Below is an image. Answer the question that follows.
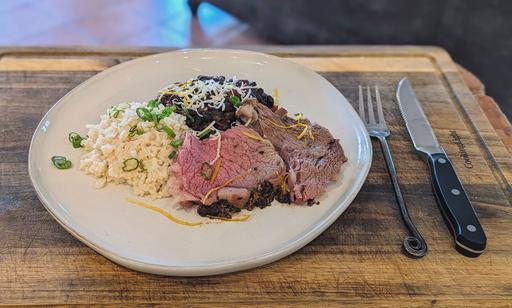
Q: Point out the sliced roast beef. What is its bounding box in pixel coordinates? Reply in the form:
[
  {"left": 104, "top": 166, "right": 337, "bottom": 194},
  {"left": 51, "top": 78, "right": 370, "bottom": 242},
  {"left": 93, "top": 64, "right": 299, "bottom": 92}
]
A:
[
  {"left": 169, "top": 125, "right": 286, "bottom": 206},
  {"left": 236, "top": 99, "right": 347, "bottom": 204}
]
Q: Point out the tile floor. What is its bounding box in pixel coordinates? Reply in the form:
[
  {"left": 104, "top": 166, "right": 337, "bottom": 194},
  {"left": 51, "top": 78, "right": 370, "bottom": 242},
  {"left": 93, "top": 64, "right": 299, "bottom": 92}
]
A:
[{"left": 0, "top": 0, "right": 268, "bottom": 47}]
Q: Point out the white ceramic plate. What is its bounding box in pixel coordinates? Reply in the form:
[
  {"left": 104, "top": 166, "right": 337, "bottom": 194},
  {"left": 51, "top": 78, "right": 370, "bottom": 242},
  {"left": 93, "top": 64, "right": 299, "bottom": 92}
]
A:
[{"left": 28, "top": 49, "right": 371, "bottom": 276}]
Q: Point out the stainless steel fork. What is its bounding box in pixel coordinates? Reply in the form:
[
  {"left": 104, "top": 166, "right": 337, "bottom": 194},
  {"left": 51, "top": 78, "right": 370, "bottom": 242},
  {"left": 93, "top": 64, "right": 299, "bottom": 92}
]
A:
[{"left": 359, "top": 85, "right": 427, "bottom": 257}]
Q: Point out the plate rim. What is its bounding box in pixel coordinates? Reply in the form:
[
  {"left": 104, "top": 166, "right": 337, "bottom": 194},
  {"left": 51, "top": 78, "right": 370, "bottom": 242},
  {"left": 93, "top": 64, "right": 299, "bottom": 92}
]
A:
[{"left": 28, "top": 48, "right": 372, "bottom": 276}]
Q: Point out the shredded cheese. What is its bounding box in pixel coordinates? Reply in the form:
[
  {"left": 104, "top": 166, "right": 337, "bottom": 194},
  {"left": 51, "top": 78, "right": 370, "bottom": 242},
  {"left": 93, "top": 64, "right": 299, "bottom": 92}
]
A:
[
  {"left": 126, "top": 198, "right": 202, "bottom": 227},
  {"left": 281, "top": 172, "right": 289, "bottom": 193},
  {"left": 308, "top": 129, "right": 314, "bottom": 141},
  {"left": 209, "top": 159, "right": 222, "bottom": 184},
  {"left": 241, "top": 131, "right": 266, "bottom": 142},
  {"left": 266, "top": 119, "right": 311, "bottom": 140},
  {"left": 157, "top": 77, "right": 263, "bottom": 115},
  {"left": 197, "top": 121, "right": 216, "bottom": 138},
  {"left": 296, "top": 124, "right": 309, "bottom": 140},
  {"left": 209, "top": 133, "right": 222, "bottom": 165}
]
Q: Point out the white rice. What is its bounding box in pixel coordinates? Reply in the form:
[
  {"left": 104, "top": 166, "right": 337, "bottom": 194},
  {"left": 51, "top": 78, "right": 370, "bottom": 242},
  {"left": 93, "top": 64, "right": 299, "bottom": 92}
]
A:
[{"left": 79, "top": 102, "right": 188, "bottom": 199}]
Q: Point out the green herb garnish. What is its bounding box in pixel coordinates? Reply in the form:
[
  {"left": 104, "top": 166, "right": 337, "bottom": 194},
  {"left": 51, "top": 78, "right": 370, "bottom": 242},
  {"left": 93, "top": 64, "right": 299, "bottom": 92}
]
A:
[
  {"left": 170, "top": 138, "right": 183, "bottom": 148},
  {"left": 138, "top": 159, "right": 147, "bottom": 172},
  {"left": 159, "top": 105, "right": 176, "bottom": 119},
  {"left": 128, "top": 125, "right": 144, "bottom": 137},
  {"left": 168, "top": 151, "right": 177, "bottom": 159},
  {"left": 108, "top": 103, "right": 129, "bottom": 118},
  {"left": 150, "top": 112, "right": 159, "bottom": 125},
  {"left": 161, "top": 125, "right": 176, "bottom": 138},
  {"left": 294, "top": 112, "right": 303, "bottom": 120},
  {"left": 147, "top": 99, "right": 158, "bottom": 110},
  {"left": 51, "top": 156, "right": 72, "bottom": 169},
  {"left": 136, "top": 107, "right": 152, "bottom": 121},
  {"left": 197, "top": 128, "right": 212, "bottom": 140},
  {"left": 229, "top": 95, "right": 241, "bottom": 108},
  {"left": 68, "top": 132, "right": 84, "bottom": 148},
  {"left": 122, "top": 158, "right": 140, "bottom": 172}
]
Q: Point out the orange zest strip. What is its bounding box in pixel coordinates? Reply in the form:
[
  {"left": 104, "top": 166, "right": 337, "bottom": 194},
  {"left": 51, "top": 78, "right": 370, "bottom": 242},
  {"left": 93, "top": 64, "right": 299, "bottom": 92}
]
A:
[
  {"left": 308, "top": 129, "right": 315, "bottom": 141},
  {"left": 126, "top": 198, "right": 202, "bottom": 227},
  {"left": 297, "top": 125, "right": 309, "bottom": 140},
  {"left": 241, "top": 131, "right": 266, "bottom": 142},
  {"left": 207, "top": 214, "right": 250, "bottom": 222},
  {"left": 281, "top": 172, "right": 289, "bottom": 193},
  {"left": 273, "top": 88, "right": 279, "bottom": 107},
  {"left": 201, "top": 175, "right": 242, "bottom": 204},
  {"left": 266, "top": 119, "right": 312, "bottom": 140},
  {"left": 269, "top": 171, "right": 289, "bottom": 194},
  {"left": 209, "top": 159, "right": 222, "bottom": 184},
  {"left": 266, "top": 119, "right": 301, "bottom": 129}
]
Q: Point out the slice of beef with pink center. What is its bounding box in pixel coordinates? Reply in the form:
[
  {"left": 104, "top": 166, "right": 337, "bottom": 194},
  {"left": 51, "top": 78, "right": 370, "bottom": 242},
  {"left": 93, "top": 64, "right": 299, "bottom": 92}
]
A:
[
  {"left": 170, "top": 125, "right": 286, "bottom": 206},
  {"left": 237, "top": 99, "right": 347, "bottom": 204}
]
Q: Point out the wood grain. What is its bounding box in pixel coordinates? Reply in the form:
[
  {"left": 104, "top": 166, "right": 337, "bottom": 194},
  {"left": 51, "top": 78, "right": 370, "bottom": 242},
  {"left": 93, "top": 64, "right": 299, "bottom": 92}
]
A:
[
  {"left": 290, "top": 57, "right": 436, "bottom": 72},
  {"left": 0, "top": 46, "right": 511, "bottom": 306}
]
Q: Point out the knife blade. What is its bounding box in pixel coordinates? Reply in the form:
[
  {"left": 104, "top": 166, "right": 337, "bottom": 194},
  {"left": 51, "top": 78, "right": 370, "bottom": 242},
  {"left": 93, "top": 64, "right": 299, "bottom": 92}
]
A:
[{"left": 396, "top": 78, "right": 486, "bottom": 257}]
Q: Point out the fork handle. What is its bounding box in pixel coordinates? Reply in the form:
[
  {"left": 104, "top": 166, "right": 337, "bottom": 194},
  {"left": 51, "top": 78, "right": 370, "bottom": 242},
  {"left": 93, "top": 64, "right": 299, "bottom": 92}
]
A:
[{"left": 377, "top": 136, "right": 427, "bottom": 257}]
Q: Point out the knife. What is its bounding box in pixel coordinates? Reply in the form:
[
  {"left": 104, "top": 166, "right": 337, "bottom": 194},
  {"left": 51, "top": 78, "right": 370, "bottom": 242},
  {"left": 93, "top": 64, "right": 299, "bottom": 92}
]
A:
[{"left": 396, "top": 78, "right": 486, "bottom": 257}]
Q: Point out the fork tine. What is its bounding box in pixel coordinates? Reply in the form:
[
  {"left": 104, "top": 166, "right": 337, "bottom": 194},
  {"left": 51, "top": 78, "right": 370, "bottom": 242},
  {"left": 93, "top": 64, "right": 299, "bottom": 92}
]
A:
[
  {"left": 367, "top": 86, "right": 376, "bottom": 125},
  {"left": 375, "top": 85, "right": 385, "bottom": 125},
  {"left": 358, "top": 85, "right": 365, "bottom": 122}
]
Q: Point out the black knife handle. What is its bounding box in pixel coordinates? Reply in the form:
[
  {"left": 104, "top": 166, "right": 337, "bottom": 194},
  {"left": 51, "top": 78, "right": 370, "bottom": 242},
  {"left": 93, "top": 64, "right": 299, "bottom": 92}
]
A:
[{"left": 427, "top": 153, "right": 486, "bottom": 257}]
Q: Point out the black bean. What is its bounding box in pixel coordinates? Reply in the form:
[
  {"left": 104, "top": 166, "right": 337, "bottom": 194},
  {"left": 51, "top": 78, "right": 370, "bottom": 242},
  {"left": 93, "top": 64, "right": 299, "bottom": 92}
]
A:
[
  {"left": 197, "top": 200, "right": 241, "bottom": 218},
  {"left": 159, "top": 94, "right": 181, "bottom": 106}
]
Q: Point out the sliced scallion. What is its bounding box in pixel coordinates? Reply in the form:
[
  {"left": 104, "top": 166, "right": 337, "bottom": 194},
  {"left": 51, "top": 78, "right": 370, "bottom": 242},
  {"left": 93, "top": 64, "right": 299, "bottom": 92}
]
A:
[
  {"left": 170, "top": 138, "right": 183, "bottom": 148},
  {"left": 197, "top": 128, "right": 212, "bottom": 140},
  {"left": 151, "top": 112, "right": 159, "bottom": 125},
  {"left": 51, "top": 156, "right": 72, "bottom": 169},
  {"left": 118, "top": 102, "right": 130, "bottom": 109},
  {"left": 136, "top": 107, "right": 151, "bottom": 121},
  {"left": 138, "top": 159, "right": 147, "bottom": 172},
  {"left": 229, "top": 95, "right": 241, "bottom": 108},
  {"left": 128, "top": 125, "right": 144, "bottom": 137},
  {"left": 109, "top": 103, "right": 129, "bottom": 118},
  {"left": 146, "top": 99, "right": 158, "bottom": 110},
  {"left": 68, "top": 132, "right": 84, "bottom": 148},
  {"left": 168, "top": 151, "right": 177, "bottom": 159},
  {"left": 196, "top": 121, "right": 216, "bottom": 140},
  {"left": 161, "top": 125, "right": 176, "bottom": 138},
  {"left": 294, "top": 112, "right": 303, "bottom": 120},
  {"left": 122, "top": 158, "right": 139, "bottom": 172},
  {"left": 159, "top": 105, "right": 176, "bottom": 119}
]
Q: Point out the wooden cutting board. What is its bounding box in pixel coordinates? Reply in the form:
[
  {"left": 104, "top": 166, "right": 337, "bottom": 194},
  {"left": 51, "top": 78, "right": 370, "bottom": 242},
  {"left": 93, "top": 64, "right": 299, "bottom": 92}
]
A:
[{"left": 0, "top": 46, "right": 511, "bottom": 306}]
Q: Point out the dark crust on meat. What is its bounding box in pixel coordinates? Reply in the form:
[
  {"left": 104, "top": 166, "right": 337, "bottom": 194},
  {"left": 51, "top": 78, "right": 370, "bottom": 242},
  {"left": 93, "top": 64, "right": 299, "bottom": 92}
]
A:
[
  {"left": 246, "top": 181, "right": 275, "bottom": 210},
  {"left": 306, "top": 199, "right": 320, "bottom": 206},
  {"left": 275, "top": 189, "right": 292, "bottom": 204},
  {"left": 197, "top": 200, "right": 241, "bottom": 219}
]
